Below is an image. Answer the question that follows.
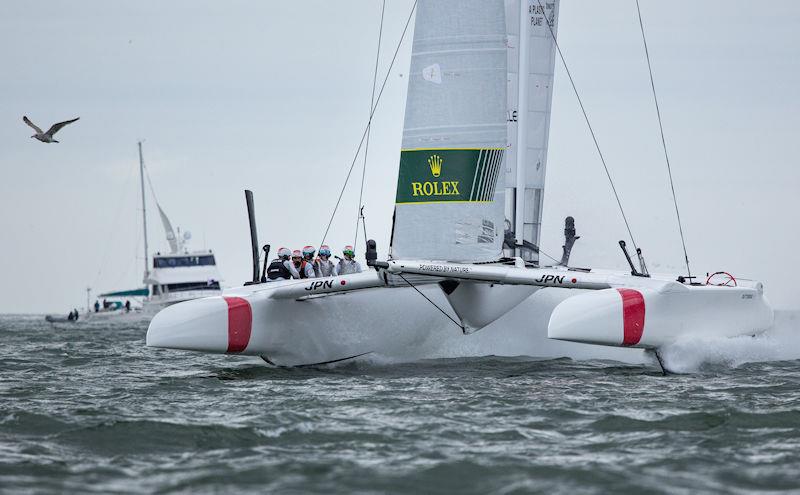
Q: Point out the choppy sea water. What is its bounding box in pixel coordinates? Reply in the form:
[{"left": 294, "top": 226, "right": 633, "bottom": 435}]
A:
[{"left": 1, "top": 314, "right": 799, "bottom": 494}]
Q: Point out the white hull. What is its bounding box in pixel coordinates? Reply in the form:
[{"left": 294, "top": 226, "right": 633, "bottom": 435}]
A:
[
  {"left": 148, "top": 262, "right": 774, "bottom": 367},
  {"left": 147, "top": 274, "right": 645, "bottom": 366},
  {"left": 71, "top": 289, "right": 223, "bottom": 326},
  {"left": 385, "top": 260, "right": 774, "bottom": 354},
  {"left": 85, "top": 308, "right": 154, "bottom": 323}
]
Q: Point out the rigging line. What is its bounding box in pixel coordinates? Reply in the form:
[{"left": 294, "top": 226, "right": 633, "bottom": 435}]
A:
[
  {"left": 108, "top": 232, "right": 137, "bottom": 290},
  {"left": 396, "top": 273, "right": 465, "bottom": 332},
  {"left": 141, "top": 161, "right": 164, "bottom": 211},
  {"left": 517, "top": 243, "right": 562, "bottom": 267},
  {"left": 539, "top": 248, "right": 562, "bottom": 266},
  {"left": 92, "top": 160, "right": 137, "bottom": 287},
  {"left": 355, "top": 0, "right": 387, "bottom": 248},
  {"left": 536, "top": 0, "right": 640, "bottom": 252},
  {"left": 319, "top": 0, "right": 418, "bottom": 249},
  {"left": 635, "top": 0, "right": 692, "bottom": 277},
  {"left": 360, "top": 207, "right": 369, "bottom": 246}
]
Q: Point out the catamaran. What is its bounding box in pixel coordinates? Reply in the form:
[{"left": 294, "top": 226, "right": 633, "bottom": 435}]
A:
[
  {"left": 105, "top": 142, "right": 224, "bottom": 317},
  {"left": 46, "top": 142, "right": 223, "bottom": 324},
  {"left": 145, "top": 0, "right": 773, "bottom": 372}
]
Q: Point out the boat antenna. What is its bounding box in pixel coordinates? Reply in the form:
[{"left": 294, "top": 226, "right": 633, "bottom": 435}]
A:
[
  {"left": 635, "top": 0, "right": 692, "bottom": 278},
  {"left": 318, "top": 0, "right": 418, "bottom": 249},
  {"left": 354, "top": 0, "right": 386, "bottom": 249},
  {"left": 536, "top": 0, "right": 640, "bottom": 253},
  {"left": 260, "top": 244, "right": 271, "bottom": 282},
  {"left": 559, "top": 217, "right": 580, "bottom": 266},
  {"left": 138, "top": 141, "right": 149, "bottom": 278},
  {"left": 244, "top": 190, "right": 260, "bottom": 284}
]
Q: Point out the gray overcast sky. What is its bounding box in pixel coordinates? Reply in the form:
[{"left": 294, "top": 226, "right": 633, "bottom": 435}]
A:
[{"left": 1, "top": 1, "right": 798, "bottom": 314}]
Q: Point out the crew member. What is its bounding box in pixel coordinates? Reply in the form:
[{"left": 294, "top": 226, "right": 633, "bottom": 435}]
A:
[
  {"left": 125, "top": 300, "right": 131, "bottom": 313},
  {"left": 315, "top": 245, "right": 336, "bottom": 277},
  {"left": 94, "top": 300, "right": 100, "bottom": 313},
  {"left": 292, "top": 249, "right": 315, "bottom": 279},
  {"left": 302, "top": 246, "right": 319, "bottom": 277},
  {"left": 335, "top": 245, "right": 362, "bottom": 275},
  {"left": 266, "top": 247, "right": 300, "bottom": 281}
]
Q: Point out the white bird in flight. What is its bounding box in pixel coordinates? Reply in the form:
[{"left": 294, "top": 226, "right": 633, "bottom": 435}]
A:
[{"left": 23, "top": 116, "right": 80, "bottom": 143}]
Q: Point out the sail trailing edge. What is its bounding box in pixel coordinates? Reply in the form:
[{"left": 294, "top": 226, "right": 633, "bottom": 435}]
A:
[
  {"left": 504, "top": 0, "right": 560, "bottom": 262},
  {"left": 390, "top": 0, "right": 508, "bottom": 263}
]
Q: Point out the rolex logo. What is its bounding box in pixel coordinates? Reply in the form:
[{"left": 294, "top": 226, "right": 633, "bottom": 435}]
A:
[{"left": 428, "top": 154, "right": 442, "bottom": 177}]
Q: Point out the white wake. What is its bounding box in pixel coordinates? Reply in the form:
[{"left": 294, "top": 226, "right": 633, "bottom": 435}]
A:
[{"left": 659, "top": 310, "right": 800, "bottom": 373}]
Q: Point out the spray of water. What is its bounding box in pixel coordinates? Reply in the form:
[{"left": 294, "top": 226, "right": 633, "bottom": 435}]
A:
[
  {"left": 346, "top": 305, "right": 798, "bottom": 374},
  {"left": 659, "top": 310, "right": 800, "bottom": 373}
]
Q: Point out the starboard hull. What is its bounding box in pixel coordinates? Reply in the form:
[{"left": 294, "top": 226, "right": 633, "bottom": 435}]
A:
[
  {"left": 547, "top": 284, "right": 774, "bottom": 349},
  {"left": 381, "top": 260, "right": 776, "bottom": 359}
]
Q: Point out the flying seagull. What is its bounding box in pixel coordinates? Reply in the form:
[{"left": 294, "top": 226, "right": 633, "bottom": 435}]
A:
[{"left": 23, "top": 116, "right": 80, "bottom": 143}]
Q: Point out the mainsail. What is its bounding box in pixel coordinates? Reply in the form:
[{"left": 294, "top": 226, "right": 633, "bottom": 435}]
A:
[
  {"left": 389, "top": 0, "right": 508, "bottom": 263},
  {"left": 504, "top": 0, "right": 560, "bottom": 262}
]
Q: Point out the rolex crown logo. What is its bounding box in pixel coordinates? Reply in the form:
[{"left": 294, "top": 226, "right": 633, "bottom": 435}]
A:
[{"left": 428, "top": 154, "right": 443, "bottom": 178}]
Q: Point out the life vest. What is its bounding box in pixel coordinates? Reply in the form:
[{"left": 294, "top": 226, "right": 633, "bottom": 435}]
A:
[
  {"left": 297, "top": 260, "right": 309, "bottom": 279},
  {"left": 337, "top": 259, "right": 358, "bottom": 275},
  {"left": 317, "top": 259, "right": 335, "bottom": 277},
  {"left": 267, "top": 259, "right": 291, "bottom": 280}
]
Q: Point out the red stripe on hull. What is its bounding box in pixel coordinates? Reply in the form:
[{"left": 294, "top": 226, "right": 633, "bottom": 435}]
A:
[
  {"left": 617, "top": 289, "right": 645, "bottom": 346},
  {"left": 224, "top": 297, "right": 252, "bottom": 353}
]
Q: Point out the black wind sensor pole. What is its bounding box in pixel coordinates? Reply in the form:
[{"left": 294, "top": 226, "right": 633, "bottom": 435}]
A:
[{"left": 244, "top": 190, "right": 260, "bottom": 284}]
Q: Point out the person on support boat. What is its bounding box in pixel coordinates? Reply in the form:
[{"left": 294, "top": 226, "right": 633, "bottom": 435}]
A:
[
  {"left": 302, "top": 246, "right": 319, "bottom": 277},
  {"left": 266, "top": 247, "right": 300, "bottom": 281},
  {"left": 335, "top": 245, "right": 362, "bottom": 275},
  {"left": 292, "top": 249, "right": 315, "bottom": 279},
  {"left": 315, "top": 245, "right": 336, "bottom": 277}
]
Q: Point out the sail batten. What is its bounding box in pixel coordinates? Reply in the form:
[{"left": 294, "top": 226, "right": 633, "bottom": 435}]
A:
[{"left": 390, "top": 0, "right": 508, "bottom": 263}]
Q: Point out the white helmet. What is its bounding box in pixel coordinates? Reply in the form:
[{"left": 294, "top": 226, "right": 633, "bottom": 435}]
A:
[
  {"left": 277, "top": 247, "right": 291, "bottom": 259},
  {"left": 291, "top": 249, "right": 303, "bottom": 259}
]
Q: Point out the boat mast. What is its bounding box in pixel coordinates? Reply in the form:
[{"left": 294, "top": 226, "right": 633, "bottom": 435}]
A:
[
  {"left": 514, "top": 0, "right": 531, "bottom": 258},
  {"left": 138, "top": 141, "right": 149, "bottom": 278}
]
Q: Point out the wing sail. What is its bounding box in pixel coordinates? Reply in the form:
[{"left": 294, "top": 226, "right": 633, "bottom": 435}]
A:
[
  {"left": 390, "top": 0, "right": 508, "bottom": 263},
  {"left": 504, "top": 0, "right": 560, "bottom": 262}
]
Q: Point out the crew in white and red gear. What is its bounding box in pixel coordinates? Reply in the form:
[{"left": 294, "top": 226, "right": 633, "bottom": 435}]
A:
[
  {"left": 335, "top": 245, "right": 362, "bottom": 275},
  {"left": 292, "top": 249, "right": 316, "bottom": 279},
  {"left": 267, "top": 247, "right": 300, "bottom": 281},
  {"left": 302, "top": 246, "right": 319, "bottom": 277},
  {"left": 315, "top": 245, "right": 336, "bottom": 277}
]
